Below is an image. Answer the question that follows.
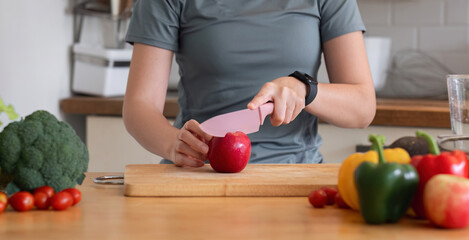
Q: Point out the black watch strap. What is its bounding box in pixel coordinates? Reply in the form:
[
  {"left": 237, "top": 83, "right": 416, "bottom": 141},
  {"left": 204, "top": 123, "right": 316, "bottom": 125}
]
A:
[{"left": 288, "top": 71, "right": 318, "bottom": 105}]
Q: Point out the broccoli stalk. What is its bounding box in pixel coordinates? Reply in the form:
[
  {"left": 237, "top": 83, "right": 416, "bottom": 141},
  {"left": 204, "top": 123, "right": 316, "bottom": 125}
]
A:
[{"left": 0, "top": 110, "right": 89, "bottom": 194}]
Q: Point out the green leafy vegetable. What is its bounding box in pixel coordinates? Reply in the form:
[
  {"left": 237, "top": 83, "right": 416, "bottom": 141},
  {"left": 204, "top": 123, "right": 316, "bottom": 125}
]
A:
[
  {"left": 0, "top": 110, "right": 89, "bottom": 194},
  {"left": 0, "top": 97, "right": 19, "bottom": 126}
]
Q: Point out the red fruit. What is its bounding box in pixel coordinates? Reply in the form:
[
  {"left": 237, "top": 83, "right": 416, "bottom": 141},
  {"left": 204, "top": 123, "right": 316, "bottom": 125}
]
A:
[
  {"left": 208, "top": 131, "right": 251, "bottom": 173},
  {"left": 334, "top": 192, "right": 350, "bottom": 209},
  {"left": 0, "top": 192, "right": 7, "bottom": 214},
  {"left": 308, "top": 189, "right": 328, "bottom": 208},
  {"left": 0, "top": 191, "right": 7, "bottom": 205},
  {"left": 410, "top": 151, "right": 468, "bottom": 219},
  {"left": 50, "top": 191, "right": 74, "bottom": 211},
  {"left": 63, "top": 188, "right": 81, "bottom": 206},
  {"left": 34, "top": 185, "right": 55, "bottom": 198},
  {"left": 0, "top": 202, "right": 6, "bottom": 214},
  {"left": 322, "top": 187, "right": 338, "bottom": 205},
  {"left": 424, "top": 174, "right": 469, "bottom": 228},
  {"left": 34, "top": 191, "right": 50, "bottom": 210},
  {"left": 9, "top": 191, "right": 34, "bottom": 212}
]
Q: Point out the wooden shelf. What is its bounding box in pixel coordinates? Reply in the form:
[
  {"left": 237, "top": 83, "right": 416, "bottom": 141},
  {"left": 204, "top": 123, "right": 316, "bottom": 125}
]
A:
[
  {"left": 60, "top": 95, "right": 179, "bottom": 118},
  {"left": 372, "top": 98, "right": 450, "bottom": 128}
]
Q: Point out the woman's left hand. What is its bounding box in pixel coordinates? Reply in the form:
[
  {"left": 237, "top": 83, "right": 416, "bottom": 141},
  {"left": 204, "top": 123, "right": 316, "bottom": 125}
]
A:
[{"left": 247, "top": 76, "right": 307, "bottom": 126}]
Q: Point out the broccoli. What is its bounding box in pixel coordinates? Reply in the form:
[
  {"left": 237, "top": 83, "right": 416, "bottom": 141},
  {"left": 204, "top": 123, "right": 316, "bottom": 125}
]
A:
[{"left": 0, "top": 110, "right": 89, "bottom": 194}]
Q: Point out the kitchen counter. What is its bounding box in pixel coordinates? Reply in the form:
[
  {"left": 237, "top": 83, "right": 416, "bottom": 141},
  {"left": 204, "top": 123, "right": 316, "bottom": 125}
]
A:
[
  {"left": 60, "top": 96, "right": 451, "bottom": 128},
  {"left": 1, "top": 172, "right": 468, "bottom": 240}
]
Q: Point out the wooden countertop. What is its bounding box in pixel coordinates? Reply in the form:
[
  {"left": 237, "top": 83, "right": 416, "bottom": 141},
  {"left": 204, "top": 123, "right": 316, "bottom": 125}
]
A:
[
  {"left": 1, "top": 172, "right": 468, "bottom": 239},
  {"left": 60, "top": 96, "right": 451, "bottom": 128}
]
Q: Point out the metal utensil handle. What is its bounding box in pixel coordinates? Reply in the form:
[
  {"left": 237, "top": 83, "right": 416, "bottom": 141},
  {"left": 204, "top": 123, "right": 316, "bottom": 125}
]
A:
[
  {"left": 437, "top": 135, "right": 469, "bottom": 145},
  {"left": 93, "top": 175, "right": 124, "bottom": 185}
]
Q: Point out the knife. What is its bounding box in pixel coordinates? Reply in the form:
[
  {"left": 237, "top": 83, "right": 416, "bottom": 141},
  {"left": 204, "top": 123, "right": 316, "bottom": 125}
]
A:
[{"left": 200, "top": 102, "right": 274, "bottom": 137}]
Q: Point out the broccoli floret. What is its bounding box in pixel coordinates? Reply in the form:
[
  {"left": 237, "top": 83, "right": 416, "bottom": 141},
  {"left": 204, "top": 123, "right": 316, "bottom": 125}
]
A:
[{"left": 0, "top": 110, "right": 89, "bottom": 194}]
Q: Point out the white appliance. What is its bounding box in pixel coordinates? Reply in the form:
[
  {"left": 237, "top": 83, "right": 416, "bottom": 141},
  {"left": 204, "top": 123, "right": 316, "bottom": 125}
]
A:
[
  {"left": 73, "top": 36, "right": 390, "bottom": 96},
  {"left": 72, "top": 44, "right": 132, "bottom": 97}
]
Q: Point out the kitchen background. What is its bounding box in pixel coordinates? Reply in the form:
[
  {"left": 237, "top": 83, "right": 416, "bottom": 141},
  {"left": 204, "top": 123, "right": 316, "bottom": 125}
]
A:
[{"left": 0, "top": 0, "right": 467, "bottom": 169}]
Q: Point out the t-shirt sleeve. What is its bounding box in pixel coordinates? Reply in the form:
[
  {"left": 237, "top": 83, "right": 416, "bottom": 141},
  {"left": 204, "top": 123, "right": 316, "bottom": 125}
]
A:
[
  {"left": 125, "top": 0, "right": 180, "bottom": 51},
  {"left": 319, "top": 0, "right": 366, "bottom": 43}
]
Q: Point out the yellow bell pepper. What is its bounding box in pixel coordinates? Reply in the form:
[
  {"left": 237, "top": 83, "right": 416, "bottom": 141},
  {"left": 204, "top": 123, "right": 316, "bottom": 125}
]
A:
[
  {"left": 382, "top": 148, "right": 411, "bottom": 164},
  {"left": 338, "top": 147, "right": 411, "bottom": 211}
]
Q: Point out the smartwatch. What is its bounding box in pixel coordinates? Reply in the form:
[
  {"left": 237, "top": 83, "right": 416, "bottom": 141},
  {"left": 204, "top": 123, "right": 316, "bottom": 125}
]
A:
[{"left": 288, "top": 71, "right": 318, "bottom": 105}]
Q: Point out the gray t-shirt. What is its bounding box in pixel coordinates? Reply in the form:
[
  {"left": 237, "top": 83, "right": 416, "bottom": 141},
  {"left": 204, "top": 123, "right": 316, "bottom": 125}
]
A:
[{"left": 126, "top": 0, "right": 365, "bottom": 164}]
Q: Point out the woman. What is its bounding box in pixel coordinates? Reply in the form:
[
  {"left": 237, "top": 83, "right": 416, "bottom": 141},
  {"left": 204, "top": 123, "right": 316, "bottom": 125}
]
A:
[{"left": 123, "top": 0, "right": 376, "bottom": 167}]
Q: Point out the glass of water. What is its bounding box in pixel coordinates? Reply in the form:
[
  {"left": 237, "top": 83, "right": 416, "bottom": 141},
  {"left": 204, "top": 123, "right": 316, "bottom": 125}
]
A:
[{"left": 446, "top": 75, "right": 469, "bottom": 152}]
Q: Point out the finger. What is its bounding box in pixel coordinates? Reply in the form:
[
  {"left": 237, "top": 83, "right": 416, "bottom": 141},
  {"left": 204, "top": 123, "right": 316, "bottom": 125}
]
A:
[
  {"left": 186, "top": 155, "right": 206, "bottom": 167},
  {"left": 174, "top": 153, "right": 205, "bottom": 167},
  {"left": 178, "top": 130, "right": 209, "bottom": 155},
  {"left": 247, "top": 82, "right": 275, "bottom": 110},
  {"left": 283, "top": 101, "right": 295, "bottom": 124},
  {"left": 271, "top": 98, "right": 286, "bottom": 127},
  {"left": 185, "top": 119, "right": 213, "bottom": 143},
  {"left": 174, "top": 140, "right": 207, "bottom": 161},
  {"left": 181, "top": 123, "right": 210, "bottom": 154},
  {"left": 292, "top": 100, "right": 305, "bottom": 121}
]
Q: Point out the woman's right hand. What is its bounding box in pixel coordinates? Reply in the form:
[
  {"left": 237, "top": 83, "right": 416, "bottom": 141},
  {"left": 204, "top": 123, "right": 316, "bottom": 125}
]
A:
[{"left": 169, "top": 119, "right": 213, "bottom": 167}]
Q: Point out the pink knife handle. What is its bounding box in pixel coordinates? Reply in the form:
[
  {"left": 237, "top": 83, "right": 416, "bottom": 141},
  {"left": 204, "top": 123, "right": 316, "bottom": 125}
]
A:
[{"left": 259, "top": 102, "right": 274, "bottom": 125}]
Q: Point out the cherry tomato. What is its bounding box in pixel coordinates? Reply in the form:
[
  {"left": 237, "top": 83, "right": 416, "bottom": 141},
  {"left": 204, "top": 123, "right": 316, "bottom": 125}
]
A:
[
  {"left": 0, "top": 202, "right": 6, "bottom": 214},
  {"left": 9, "top": 191, "right": 34, "bottom": 212},
  {"left": 308, "top": 189, "right": 327, "bottom": 208},
  {"left": 34, "top": 186, "right": 55, "bottom": 198},
  {"left": 34, "top": 191, "right": 50, "bottom": 210},
  {"left": 0, "top": 191, "right": 7, "bottom": 205},
  {"left": 335, "top": 192, "right": 350, "bottom": 209},
  {"left": 62, "top": 188, "right": 81, "bottom": 206},
  {"left": 50, "top": 191, "right": 73, "bottom": 211},
  {"left": 0, "top": 192, "right": 8, "bottom": 213},
  {"left": 322, "top": 187, "right": 338, "bottom": 205}
]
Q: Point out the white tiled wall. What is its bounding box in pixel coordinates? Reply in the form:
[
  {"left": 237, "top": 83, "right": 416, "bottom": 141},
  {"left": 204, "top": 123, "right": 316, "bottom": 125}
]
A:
[{"left": 358, "top": 0, "right": 469, "bottom": 73}]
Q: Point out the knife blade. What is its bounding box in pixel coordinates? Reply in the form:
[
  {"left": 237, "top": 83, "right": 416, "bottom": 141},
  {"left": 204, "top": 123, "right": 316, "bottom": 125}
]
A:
[{"left": 200, "top": 102, "right": 274, "bottom": 137}]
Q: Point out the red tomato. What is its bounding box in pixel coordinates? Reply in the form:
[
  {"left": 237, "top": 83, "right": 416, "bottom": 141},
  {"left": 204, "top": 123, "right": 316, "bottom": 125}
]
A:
[
  {"left": 0, "top": 202, "right": 6, "bottom": 214},
  {"left": 0, "top": 191, "right": 7, "bottom": 205},
  {"left": 0, "top": 192, "right": 8, "bottom": 213},
  {"left": 322, "top": 187, "right": 338, "bottom": 205},
  {"left": 62, "top": 188, "right": 81, "bottom": 206},
  {"left": 0, "top": 192, "right": 7, "bottom": 214},
  {"left": 334, "top": 192, "right": 350, "bottom": 209},
  {"left": 34, "top": 186, "right": 55, "bottom": 198},
  {"left": 50, "top": 191, "right": 73, "bottom": 211},
  {"left": 34, "top": 191, "right": 50, "bottom": 210},
  {"left": 9, "top": 191, "right": 34, "bottom": 212},
  {"left": 308, "top": 189, "right": 328, "bottom": 208}
]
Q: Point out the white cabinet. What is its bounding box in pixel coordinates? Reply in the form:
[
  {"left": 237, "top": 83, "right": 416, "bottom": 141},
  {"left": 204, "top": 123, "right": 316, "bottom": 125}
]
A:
[{"left": 86, "top": 116, "right": 173, "bottom": 172}]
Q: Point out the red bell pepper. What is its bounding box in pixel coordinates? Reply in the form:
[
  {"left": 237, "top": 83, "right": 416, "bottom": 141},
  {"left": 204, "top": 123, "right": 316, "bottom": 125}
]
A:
[{"left": 410, "top": 130, "right": 469, "bottom": 218}]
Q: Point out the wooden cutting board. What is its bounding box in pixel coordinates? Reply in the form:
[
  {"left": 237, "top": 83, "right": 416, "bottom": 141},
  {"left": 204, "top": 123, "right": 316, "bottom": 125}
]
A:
[{"left": 124, "top": 164, "right": 339, "bottom": 197}]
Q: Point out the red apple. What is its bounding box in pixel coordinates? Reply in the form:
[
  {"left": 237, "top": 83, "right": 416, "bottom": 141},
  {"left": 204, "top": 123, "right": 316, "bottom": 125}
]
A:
[
  {"left": 424, "top": 174, "right": 469, "bottom": 229},
  {"left": 208, "top": 131, "right": 251, "bottom": 173}
]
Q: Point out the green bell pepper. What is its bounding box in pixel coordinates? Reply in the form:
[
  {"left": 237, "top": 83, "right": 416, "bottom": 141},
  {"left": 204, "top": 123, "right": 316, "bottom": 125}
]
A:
[{"left": 354, "top": 134, "right": 419, "bottom": 224}]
